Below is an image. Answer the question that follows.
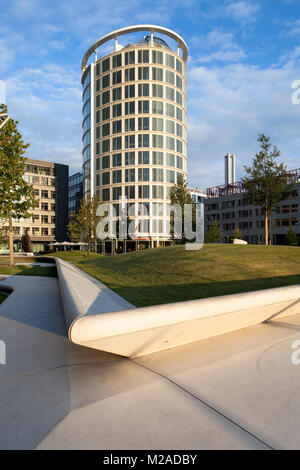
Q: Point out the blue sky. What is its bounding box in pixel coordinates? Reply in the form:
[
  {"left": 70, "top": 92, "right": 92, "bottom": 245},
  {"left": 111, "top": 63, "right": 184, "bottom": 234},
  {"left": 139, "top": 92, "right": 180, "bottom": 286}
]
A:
[{"left": 1, "top": 0, "right": 300, "bottom": 190}]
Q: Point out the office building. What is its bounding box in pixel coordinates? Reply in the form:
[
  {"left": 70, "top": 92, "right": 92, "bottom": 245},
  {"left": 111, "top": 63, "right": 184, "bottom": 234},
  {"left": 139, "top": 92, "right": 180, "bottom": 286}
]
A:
[
  {"left": 81, "top": 25, "right": 188, "bottom": 240},
  {"left": 69, "top": 171, "right": 83, "bottom": 218}
]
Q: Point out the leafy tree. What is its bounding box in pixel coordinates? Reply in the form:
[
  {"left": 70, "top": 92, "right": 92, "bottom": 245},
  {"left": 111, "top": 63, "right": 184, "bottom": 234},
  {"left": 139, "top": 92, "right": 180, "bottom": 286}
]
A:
[
  {"left": 205, "top": 218, "right": 222, "bottom": 243},
  {"left": 241, "top": 134, "right": 290, "bottom": 246},
  {"left": 284, "top": 224, "right": 299, "bottom": 246},
  {"left": 0, "top": 104, "right": 36, "bottom": 266},
  {"left": 233, "top": 227, "right": 243, "bottom": 240},
  {"left": 169, "top": 174, "right": 195, "bottom": 242},
  {"left": 68, "top": 195, "right": 100, "bottom": 257},
  {"left": 21, "top": 234, "right": 33, "bottom": 253},
  {"left": 0, "top": 221, "right": 8, "bottom": 248}
]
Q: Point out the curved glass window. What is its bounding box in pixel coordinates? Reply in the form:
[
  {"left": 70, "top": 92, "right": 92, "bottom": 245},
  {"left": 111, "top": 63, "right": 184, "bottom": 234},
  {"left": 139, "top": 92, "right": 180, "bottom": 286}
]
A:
[
  {"left": 82, "top": 84, "right": 90, "bottom": 103},
  {"left": 83, "top": 130, "right": 90, "bottom": 147},
  {"left": 83, "top": 145, "right": 90, "bottom": 163},
  {"left": 82, "top": 100, "right": 90, "bottom": 119},
  {"left": 82, "top": 115, "right": 90, "bottom": 133}
]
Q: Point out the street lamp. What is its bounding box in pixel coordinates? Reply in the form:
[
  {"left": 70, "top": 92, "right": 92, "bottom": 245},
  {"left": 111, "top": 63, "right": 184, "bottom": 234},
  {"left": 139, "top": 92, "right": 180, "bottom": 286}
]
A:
[{"left": 0, "top": 112, "right": 10, "bottom": 130}]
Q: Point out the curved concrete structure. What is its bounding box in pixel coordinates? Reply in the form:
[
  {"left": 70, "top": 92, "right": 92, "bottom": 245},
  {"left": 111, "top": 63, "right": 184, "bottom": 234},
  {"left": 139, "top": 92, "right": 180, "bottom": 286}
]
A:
[
  {"left": 81, "top": 25, "right": 188, "bottom": 71},
  {"left": 55, "top": 258, "right": 300, "bottom": 357}
]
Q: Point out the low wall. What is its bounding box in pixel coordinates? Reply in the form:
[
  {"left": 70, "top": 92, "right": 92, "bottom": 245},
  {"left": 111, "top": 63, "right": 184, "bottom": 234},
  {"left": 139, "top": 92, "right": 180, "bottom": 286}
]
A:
[{"left": 55, "top": 258, "right": 300, "bottom": 357}]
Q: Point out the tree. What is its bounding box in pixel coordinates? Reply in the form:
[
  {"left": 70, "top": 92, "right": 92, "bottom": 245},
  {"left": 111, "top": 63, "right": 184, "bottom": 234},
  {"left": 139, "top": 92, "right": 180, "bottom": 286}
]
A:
[
  {"left": 241, "top": 134, "right": 290, "bottom": 246},
  {"left": 0, "top": 104, "right": 36, "bottom": 266},
  {"left": 68, "top": 195, "right": 100, "bottom": 257},
  {"left": 205, "top": 218, "right": 222, "bottom": 243},
  {"left": 233, "top": 227, "right": 243, "bottom": 240},
  {"left": 21, "top": 234, "right": 33, "bottom": 253},
  {"left": 169, "top": 174, "right": 195, "bottom": 242},
  {"left": 284, "top": 224, "right": 299, "bottom": 246}
]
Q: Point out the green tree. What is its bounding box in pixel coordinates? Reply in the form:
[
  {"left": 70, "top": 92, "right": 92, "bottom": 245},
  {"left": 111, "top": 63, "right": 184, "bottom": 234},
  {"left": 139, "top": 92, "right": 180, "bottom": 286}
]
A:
[
  {"left": 241, "top": 134, "right": 290, "bottom": 246},
  {"left": 68, "top": 195, "right": 100, "bottom": 257},
  {"left": 205, "top": 218, "right": 222, "bottom": 243},
  {"left": 233, "top": 227, "right": 243, "bottom": 240},
  {"left": 0, "top": 104, "right": 36, "bottom": 266},
  {"left": 284, "top": 224, "right": 299, "bottom": 246},
  {"left": 169, "top": 174, "right": 195, "bottom": 242}
]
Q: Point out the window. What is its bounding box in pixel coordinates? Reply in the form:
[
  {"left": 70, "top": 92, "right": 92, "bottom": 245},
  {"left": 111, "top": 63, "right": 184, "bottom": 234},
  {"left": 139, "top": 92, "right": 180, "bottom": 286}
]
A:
[
  {"left": 102, "top": 188, "right": 110, "bottom": 201},
  {"left": 113, "top": 137, "right": 122, "bottom": 150},
  {"left": 152, "top": 151, "right": 163, "bottom": 165},
  {"left": 176, "top": 123, "right": 183, "bottom": 137},
  {"left": 152, "top": 168, "right": 164, "bottom": 182},
  {"left": 176, "top": 75, "right": 183, "bottom": 90},
  {"left": 138, "top": 67, "right": 149, "bottom": 80},
  {"left": 102, "top": 58, "right": 110, "bottom": 72},
  {"left": 112, "top": 87, "right": 122, "bottom": 101},
  {"left": 125, "top": 101, "right": 135, "bottom": 115},
  {"left": 152, "top": 50, "right": 163, "bottom": 64},
  {"left": 138, "top": 185, "right": 149, "bottom": 198},
  {"left": 166, "top": 136, "right": 175, "bottom": 150},
  {"left": 125, "top": 135, "right": 135, "bottom": 148},
  {"left": 100, "top": 91, "right": 109, "bottom": 106},
  {"left": 166, "top": 103, "right": 175, "bottom": 117},
  {"left": 138, "top": 151, "right": 149, "bottom": 164},
  {"left": 113, "top": 103, "right": 122, "bottom": 117},
  {"left": 166, "top": 169, "right": 175, "bottom": 183},
  {"left": 166, "top": 153, "right": 175, "bottom": 167},
  {"left": 138, "top": 168, "right": 149, "bottom": 182},
  {"left": 152, "top": 134, "right": 163, "bottom": 148},
  {"left": 165, "top": 53, "right": 175, "bottom": 69},
  {"left": 102, "top": 139, "right": 110, "bottom": 153},
  {"left": 41, "top": 190, "right": 48, "bottom": 198},
  {"left": 176, "top": 91, "right": 182, "bottom": 105},
  {"left": 138, "top": 101, "right": 149, "bottom": 113},
  {"left": 138, "top": 50, "right": 149, "bottom": 63},
  {"left": 152, "top": 101, "right": 163, "bottom": 114},
  {"left": 125, "top": 118, "right": 135, "bottom": 131},
  {"left": 176, "top": 139, "right": 183, "bottom": 153},
  {"left": 41, "top": 228, "right": 48, "bottom": 236},
  {"left": 152, "top": 185, "right": 164, "bottom": 199},
  {"left": 138, "top": 84, "right": 149, "bottom": 97},
  {"left": 125, "top": 152, "right": 135, "bottom": 165},
  {"left": 125, "top": 186, "right": 135, "bottom": 199},
  {"left": 112, "top": 186, "right": 122, "bottom": 200},
  {"left": 138, "top": 117, "right": 149, "bottom": 130},
  {"left": 152, "top": 67, "right": 163, "bottom": 81},
  {"left": 176, "top": 107, "right": 183, "bottom": 121},
  {"left": 102, "top": 123, "right": 110, "bottom": 137},
  {"left": 152, "top": 117, "right": 163, "bottom": 131},
  {"left": 102, "top": 74, "right": 110, "bottom": 88},
  {"left": 102, "top": 172, "right": 110, "bottom": 185},
  {"left": 113, "top": 54, "right": 122, "bottom": 68},
  {"left": 138, "top": 134, "right": 149, "bottom": 147},
  {"left": 113, "top": 153, "right": 122, "bottom": 167},
  {"left": 102, "top": 155, "right": 110, "bottom": 169},
  {"left": 113, "top": 170, "right": 122, "bottom": 184},
  {"left": 125, "top": 51, "right": 135, "bottom": 65},
  {"left": 125, "top": 85, "right": 135, "bottom": 98},
  {"left": 125, "top": 68, "right": 135, "bottom": 82},
  {"left": 152, "top": 84, "right": 163, "bottom": 98},
  {"left": 165, "top": 119, "right": 175, "bottom": 134},
  {"left": 165, "top": 86, "right": 175, "bottom": 101},
  {"left": 41, "top": 202, "right": 48, "bottom": 211},
  {"left": 176, "top": 58, "right": 182, "bottom": 74},
  {"left": 112, "top": 120, "right": 122, "bottom": 134},
  {"left": 112, "top": 71, "right": 122, "bottom": 84},
  {"left": 176, "top": 155, "right": 183, "bottom": 169},
  {"left": 125, "top": 168, "right": 135, "bottom": 182},
  {"left": 102, "top": 107, "right": 110, "bottom": 120},
  {"left": 165, "top": 70, "right": 175, "bottom": 85}
]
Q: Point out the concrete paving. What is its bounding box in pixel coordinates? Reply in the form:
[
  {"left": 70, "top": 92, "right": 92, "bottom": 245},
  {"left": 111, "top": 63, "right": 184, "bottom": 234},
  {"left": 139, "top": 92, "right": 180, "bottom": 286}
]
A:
[{"left": 0, "top": 273, "right": 300, "bottom": 449}]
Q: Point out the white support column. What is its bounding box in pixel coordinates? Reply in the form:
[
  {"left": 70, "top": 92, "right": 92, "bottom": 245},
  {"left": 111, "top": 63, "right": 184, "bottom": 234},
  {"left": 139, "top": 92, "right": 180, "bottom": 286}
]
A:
[
  {"left": 177, "top": 45, "right": 180, "bottom": 55},
  {"left": 94, "top": 49, "right": 97, "bottom": 62},
  {"left": 90, "top": 62, "right": 96, "bottom": 197},
  {"left": 232, "top": 153, "right": 236, "bottom": 183},
  {"left": 150, "top": 31, "right": 153, "bottom": 46},
  {"left": 114, "top": 36, "right": 118, "bottom": 52}
]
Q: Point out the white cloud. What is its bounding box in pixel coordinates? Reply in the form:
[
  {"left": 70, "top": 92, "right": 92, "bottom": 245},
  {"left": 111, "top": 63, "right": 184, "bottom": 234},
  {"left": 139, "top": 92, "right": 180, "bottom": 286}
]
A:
[{"left": 226, "top": 1, "right": 260, "bottom": 24}]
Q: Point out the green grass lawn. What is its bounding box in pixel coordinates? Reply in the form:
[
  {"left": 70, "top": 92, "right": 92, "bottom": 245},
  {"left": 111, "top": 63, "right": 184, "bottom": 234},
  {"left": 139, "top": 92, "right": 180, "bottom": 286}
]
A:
[
  {"left": 0, "top": 257, "right": 57, "bottom": 277},
  {"left": 51, "top": 244, "right": 300, "bottom": 307}
]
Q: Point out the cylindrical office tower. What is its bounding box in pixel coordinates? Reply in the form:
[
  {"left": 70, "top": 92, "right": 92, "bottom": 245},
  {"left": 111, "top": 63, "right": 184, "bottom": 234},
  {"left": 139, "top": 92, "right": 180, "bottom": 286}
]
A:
[{"left": 81, "top": 25, "right": 188, "bottom": 241}]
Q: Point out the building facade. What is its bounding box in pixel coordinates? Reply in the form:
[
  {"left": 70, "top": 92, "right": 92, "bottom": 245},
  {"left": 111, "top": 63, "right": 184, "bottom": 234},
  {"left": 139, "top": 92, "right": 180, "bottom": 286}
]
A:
[
  {"left": 189, "top": 188, "right": 207, "bottom": 205},
  {"left": 2, "top": 158, "right": 69, "bottom": 253},
  {"left": 69, "top": 171, "right": 83, "bottom": 219},
  {"left": 205, "top": 169, "right": 300, "bottom": 244},
  {"left": 81, "top": 25, "right": 188, "bottom": 240}
]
